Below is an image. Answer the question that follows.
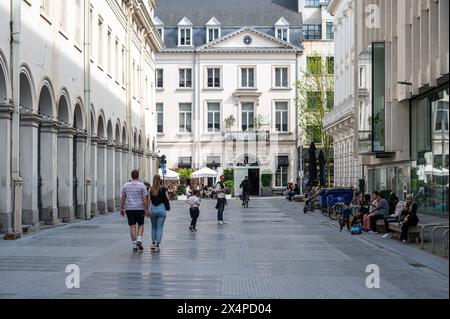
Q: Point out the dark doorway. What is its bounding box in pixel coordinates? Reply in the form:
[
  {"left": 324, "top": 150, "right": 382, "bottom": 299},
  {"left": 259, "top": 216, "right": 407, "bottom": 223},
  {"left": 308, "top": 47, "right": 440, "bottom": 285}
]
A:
[{"left": 248, "top": 169, "right": 260, "bottom": 196}]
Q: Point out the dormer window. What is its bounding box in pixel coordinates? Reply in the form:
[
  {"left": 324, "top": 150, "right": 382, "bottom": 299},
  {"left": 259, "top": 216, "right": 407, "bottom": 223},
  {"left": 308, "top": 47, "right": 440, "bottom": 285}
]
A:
[
  {"left": 206, "top": 17, "right": 221, "bottom": 43},
  {"left": 154, "top": 17, "right": 164, "bottom": 42},
  {"left": 179, "top": 28, "right": 191, "bottom": 45},
  {"left": 177, "top": 17, "right": 193, "bottom": 46},
  {"left": 274, "top": 17, "right": 290, "bottom": 42}
]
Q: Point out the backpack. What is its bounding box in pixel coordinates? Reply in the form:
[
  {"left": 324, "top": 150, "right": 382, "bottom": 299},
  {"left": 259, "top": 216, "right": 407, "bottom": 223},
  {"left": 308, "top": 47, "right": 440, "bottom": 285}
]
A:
[{"left": 351, "top": 225, "right": 362, "bottom": 235}]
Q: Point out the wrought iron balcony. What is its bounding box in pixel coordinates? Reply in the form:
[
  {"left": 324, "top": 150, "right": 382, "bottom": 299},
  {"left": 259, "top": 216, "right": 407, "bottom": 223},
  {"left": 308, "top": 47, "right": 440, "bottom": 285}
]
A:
[{"left": 224, "top": 130, "right": 270, "bottom": 142}]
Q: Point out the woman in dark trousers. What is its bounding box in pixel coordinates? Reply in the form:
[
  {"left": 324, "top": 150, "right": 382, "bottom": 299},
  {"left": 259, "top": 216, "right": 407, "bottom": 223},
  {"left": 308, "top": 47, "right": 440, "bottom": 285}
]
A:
[{"left": 400, "top": 195, "right": 419, "bottom": 243}]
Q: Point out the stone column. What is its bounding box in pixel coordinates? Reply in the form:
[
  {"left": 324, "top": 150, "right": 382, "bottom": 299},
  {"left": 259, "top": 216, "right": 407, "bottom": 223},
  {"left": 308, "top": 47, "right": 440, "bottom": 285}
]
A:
[
  {"left": 90, "top": 136, "right": 98, "bottom": 216},
  {"left": 20, "top": 113, "right": 39, "bottom": 226},
  {"left": 0, "top": 104, "right": 13, "bottom": 232},
  {"left": 74, "top": 132, "right": 87, "bottom": 219},
  {"left": 57, "top": 127, "right": 75, "bottom": 222},
  {"left": 122, "top": 146, "right": 129, "bottom": 184},
  {"left": 106, "top": 142, "right": 115, "bottom": 212},
  {"left": 115, "top": 145, "right": 122, "bottom": 207},
  {"left": 96, "top": 139, "right": 107, "bottom": 213},
  {"left": 40, "top": 120, "right": 59, "bottom": 225}
]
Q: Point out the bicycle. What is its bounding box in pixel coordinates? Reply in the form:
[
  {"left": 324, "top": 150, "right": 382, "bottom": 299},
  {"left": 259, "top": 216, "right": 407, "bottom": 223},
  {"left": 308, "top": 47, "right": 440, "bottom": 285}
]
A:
[{"left": 329, "top": 200, "right": 357, "bottom": 221}]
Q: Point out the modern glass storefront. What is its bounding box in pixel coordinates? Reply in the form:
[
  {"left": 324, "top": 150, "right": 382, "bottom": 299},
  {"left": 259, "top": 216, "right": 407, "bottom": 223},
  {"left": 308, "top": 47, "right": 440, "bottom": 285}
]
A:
[{"left": 410, "top": 84, "right": 449, "bottom": 216}]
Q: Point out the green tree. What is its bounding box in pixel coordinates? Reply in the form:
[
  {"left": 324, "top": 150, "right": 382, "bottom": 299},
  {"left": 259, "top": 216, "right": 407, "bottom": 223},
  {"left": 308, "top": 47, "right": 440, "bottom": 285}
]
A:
[
  {"left": 178, "top": 168, "right": 192, "bottom": 185},
  {"left": 297, "top": 52, "right": 334, "bottom": 187}
]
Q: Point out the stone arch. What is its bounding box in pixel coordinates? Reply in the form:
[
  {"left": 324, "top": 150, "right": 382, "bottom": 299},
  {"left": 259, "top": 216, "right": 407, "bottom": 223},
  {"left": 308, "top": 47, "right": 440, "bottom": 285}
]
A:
[
  {"left": 19, "top": 65, "right": 35, "bottom": 113},
  {"left": 0, "top": 49, "right": 10, "bottom": 101},
  {"left": 97, "top": 113, "right": 106, "bottom": 138},
  {"left": 115, "top": 120, "right": 121, "bottom": 143},
  {"left": 122, "top": 123, "right": 128, "bottom": 145},
  {"left": 37, "top": 79, "right": 56, "bottom": 119},
  {"left": 90, "top": 106, "right": 96, "bottom": 136},
  {"left": 106, "top": 119, "right": 113, "bottom": 140},
  {"left": 57, "top": 89, "right": 71, "bottom": 126},
  {"left": 73, "top": 99, "right": 85, "bottom": 130},
  {"left": 138, "top": 131, "right": 142, "bottom": 149},
  {"left": 236, "top": 154, "right": 260, "bottom": 167}
]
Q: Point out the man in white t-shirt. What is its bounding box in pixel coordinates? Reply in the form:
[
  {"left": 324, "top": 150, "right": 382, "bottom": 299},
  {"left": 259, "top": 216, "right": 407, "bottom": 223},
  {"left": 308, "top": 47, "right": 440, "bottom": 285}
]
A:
[{"left": 120, "top": 170, "right": 149, "bottom": 251}]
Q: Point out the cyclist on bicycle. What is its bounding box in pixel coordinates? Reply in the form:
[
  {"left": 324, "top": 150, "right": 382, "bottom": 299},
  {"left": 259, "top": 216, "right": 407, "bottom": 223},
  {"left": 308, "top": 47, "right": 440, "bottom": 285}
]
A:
[
  {"left": 240, "top": 176, "right": 251, "bottom": 207},
  {"left": 304, "top": 185, "right": 321, "bottom": 213}
]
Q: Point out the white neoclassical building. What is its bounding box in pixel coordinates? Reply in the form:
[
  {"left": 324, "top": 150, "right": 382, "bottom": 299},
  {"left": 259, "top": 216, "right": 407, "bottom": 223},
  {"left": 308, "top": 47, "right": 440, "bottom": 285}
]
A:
[
  {"left": 154, "top": 0, "right": 304, "bottom": 195},
  {"left": 323, "top": 0, "right": 360, "bottom": 189},
  {"left": 0, "top": 0, "right": 162, "bottom": 235}
]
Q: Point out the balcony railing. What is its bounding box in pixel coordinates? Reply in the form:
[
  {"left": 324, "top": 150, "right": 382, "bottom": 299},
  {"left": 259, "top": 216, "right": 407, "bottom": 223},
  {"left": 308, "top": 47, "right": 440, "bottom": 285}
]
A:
[{"left": 224, "top": 131, "right": 270, "bottom": 142}]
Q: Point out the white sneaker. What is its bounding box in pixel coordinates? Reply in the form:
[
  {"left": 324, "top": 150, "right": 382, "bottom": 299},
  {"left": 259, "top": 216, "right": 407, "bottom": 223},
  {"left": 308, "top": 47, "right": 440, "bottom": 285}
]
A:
[
  {"left": 401, "top": 240, "right": 408, "bottom": 244},
  {"left": 218, "top": 221, "right": 224, "bottom": 225},
  {"left": 382, "top": 233, "right": 390, "bottom": 238},
  {"left": 368, "top": 230, "right": 374, "bottom": 234}
]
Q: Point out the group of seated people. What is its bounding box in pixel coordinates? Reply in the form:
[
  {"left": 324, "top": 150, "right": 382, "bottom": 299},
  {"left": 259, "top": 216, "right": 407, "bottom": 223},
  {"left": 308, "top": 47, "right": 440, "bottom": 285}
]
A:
[
  {"left": 348, "top": 191, "right": 419, "bottom": 243},
  {"left": 186, "top": 185, "right": 216, "bottom": 199}
]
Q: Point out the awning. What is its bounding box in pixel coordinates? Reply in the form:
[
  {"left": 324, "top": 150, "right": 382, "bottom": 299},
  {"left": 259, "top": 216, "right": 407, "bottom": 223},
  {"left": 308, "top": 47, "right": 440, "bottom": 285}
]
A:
[
  {"left": 178, "top": 157, "right": 192, "bottom": 168},
  {"left": 192, "top": 167, "right": 218, "bottom": 178},
  {"left": 158, "top": 168, "right": 179, "bottom": 180}
]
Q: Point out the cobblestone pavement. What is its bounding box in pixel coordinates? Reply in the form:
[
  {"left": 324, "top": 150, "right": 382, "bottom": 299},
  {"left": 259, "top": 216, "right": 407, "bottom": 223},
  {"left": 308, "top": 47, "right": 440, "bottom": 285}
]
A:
[{"left": 0, "top": 198, "right": 448, "bottom": 299}]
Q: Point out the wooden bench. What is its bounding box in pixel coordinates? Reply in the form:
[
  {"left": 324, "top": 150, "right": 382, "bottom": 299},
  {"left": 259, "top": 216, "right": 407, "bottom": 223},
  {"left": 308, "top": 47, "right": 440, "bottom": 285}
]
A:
[{"left": 387, "top": 222, "right": 421, "bottom": 243}]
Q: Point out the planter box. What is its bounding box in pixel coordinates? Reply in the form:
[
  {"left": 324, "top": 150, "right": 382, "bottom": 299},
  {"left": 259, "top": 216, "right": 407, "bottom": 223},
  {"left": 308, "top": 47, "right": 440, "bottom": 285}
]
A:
[{"left": 261, "top": 187, "right": 272, "bottom": 197}]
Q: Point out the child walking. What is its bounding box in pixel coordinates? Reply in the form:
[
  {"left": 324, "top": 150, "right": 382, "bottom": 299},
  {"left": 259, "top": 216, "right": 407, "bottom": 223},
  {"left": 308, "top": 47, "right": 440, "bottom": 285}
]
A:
[
  {"left": 186, "top": 189, "right": 201, "bottom": 231},
  {"left": 340, "top": 201, "right": 352, "bottom": 232}
]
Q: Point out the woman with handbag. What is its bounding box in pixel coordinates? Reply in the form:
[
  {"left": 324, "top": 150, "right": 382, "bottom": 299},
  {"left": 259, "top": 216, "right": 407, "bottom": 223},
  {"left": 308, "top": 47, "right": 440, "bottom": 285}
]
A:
[{"left": 148, "top": 175, "right": 170, "bottom": 252}]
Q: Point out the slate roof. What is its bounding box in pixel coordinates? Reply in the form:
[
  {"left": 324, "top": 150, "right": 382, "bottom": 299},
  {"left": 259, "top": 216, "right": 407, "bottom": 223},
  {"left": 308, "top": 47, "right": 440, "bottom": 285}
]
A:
[{"left": 155, "top": 0, "right": 302, "bottom": 27}]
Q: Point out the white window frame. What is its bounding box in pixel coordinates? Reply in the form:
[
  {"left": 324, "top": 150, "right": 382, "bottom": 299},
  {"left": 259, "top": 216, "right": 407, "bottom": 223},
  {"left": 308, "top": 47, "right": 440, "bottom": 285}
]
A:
[
  {"left": 274, "top": 101, "right": 289, "bottom": 132},
  {"left": 107, "top": 27, "right": 112, "bottom": 77},
  {"left": 275, "top": 157, "right": 289, "bottom": 187},
  {"left": 207, "top": 27, "right": 221, "bottom": 43},
  {"left": 59, "top": 0, "right": 67, "bottom": 34},
  {"left": 179, "top": 68, "right": 192, "bottom": 88},
  {"left": 157, "top": 27, "right": 164, "bottom": 41},
  {"left": 275, "top": 27, "right": 289, "bottom": 42},
  {"left": 205, "top": 66, "right": 222, "bottom": 89},
  {"left": 206, "top": 101, "right": 221, "bottom": 133},
  {"left": 156, "top": 103, "right": 164, "bottom": 133},
  {"left": 178, "top": 27, "right": 192, "bottom": 46},
  {"left": 97, "top": 16, "right": 104, "bottom": 68},
  {"left": 240, "top": 102, "right": 255, "bottom": 132},
  {"left": 179, "top": 103, "right": 192, "bottom": 133},
  {"left": 40, "top": 0, "right": 51, "bottom": 22},
  {"left": 273, "top": 66, "right": 290, "bottom": 89},
  {"left": 239, "top": 66, "right": 256, "bottom": 89},
  {"left": 155, "top": 68, "right": 164, "bottom": 89}
]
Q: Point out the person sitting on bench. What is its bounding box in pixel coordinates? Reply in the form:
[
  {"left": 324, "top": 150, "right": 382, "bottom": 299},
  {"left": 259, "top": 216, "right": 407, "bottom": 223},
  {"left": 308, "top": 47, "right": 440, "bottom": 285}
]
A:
[{"left": 400, "top": 195, "right": 419, "bottom": 244}]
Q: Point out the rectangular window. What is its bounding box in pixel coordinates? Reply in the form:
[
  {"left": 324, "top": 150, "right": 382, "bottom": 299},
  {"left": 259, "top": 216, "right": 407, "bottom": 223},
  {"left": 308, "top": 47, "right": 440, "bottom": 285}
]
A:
[
  {"left": 98, "top": 18, "right": 103, "bottom": 65},
  {"left": 156, "top": 69, "right": 163, "bottom": 88},
  {"left": 75, "top": 0, "right": 82, "bottom": 44},
  {"left": 241, "top": 67, "right": 255, "bottom": 88},
  {"left": 275, "top": 156, "right": 289, "bottom": 187},
  {"left": 179, "top": 68, "right": 192, "bottom": 88},
  {"left": 241, "top": 102, "right": 254, "bottom": 131},
  {"left": 89, "top": 7, "right": 93, "bottom": 59},
  {"left": 179, "top": 28, "right": 191, "bottom": 46},
  {"left": 156, "top": 103, "right": 163, "bottom": 133},
  {"left": 275, "top": 102, "right": 288, "bottom": 132},
  {"left": 179, "top": 103, "right": 192, "bottom": 133},
  {"left": 275, "top": 67, "right": 288, "bottom": 87},
  {"left": 207, "top": 68, "right": 221, "bottom": 88},
  {"left": 305, "top": 0, "right": 320, "bottom": 7},
  {"left": 107, "top": 28, "right": 112, "bottom": 75},
  {"left": 41, "top": 0, "right": 51, "bottom": 18},
  {"left": 208, "top": 28, "right": 220, "bottom": 42},
  {"left": 372, "top": 42, "right": 385, "bottom": 152},
  {"left": 326, "top": 91, "right": 334, "bottom": 109},
  {"left": 157, "top": 27, "right": 163, "bottom": 40},
  {"left": 307, "top": 91, "right": 322, "bottom": 109},
  {"left": 326, "top": 57, "right": 334, "bottom": 75},
  {"left": 307, "top": 56, "right": 322, "bottom": 74},
  {"left": 303, "top": 24, "right": 322, "bottom": 40},
  {"left": 121, "top": 46, "right": 126, "bottom": 85},
  {"left": 115, "top": 39, "right": 119, "bottom": 81},
  {"left": 276, "top": 28, "right": 288, "bottom": 42},
  {"left": 178, "top": 157, "right": 192, "bottom": 169},
  {"left": 326, "top": 22, "right": 334, "bottom": 40},
  {"left": 207, "top": 103, "right": 221, "bottom": 132},
  {"left": 59, "top": 0, "right": 67, "bottom": 31}
]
